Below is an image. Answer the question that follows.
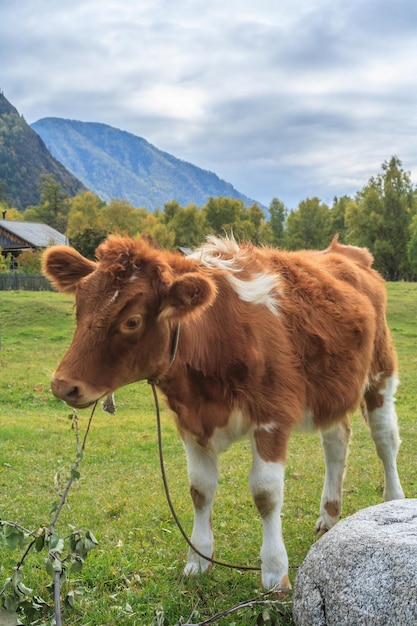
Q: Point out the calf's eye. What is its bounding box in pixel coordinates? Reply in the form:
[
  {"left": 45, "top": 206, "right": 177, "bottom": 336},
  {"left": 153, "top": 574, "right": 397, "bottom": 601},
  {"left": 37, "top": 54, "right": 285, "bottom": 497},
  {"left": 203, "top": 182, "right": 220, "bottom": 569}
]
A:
[{"left": 123, "top": 315, "right": 141, "bottom": 331}]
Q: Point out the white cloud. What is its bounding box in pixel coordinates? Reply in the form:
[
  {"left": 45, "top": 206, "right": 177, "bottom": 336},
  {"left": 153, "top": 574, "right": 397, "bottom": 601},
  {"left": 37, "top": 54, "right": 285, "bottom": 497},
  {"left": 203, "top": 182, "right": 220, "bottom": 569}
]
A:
[{"left": 1, "top": 0, "right": 417, "bottom": 208}]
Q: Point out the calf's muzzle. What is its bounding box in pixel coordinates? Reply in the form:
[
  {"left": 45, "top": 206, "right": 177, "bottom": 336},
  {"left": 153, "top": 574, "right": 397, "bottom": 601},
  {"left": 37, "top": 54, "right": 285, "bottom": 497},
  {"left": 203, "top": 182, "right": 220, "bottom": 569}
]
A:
[{"left": 51, "top": 376, "right": 95, "bottom": 408}]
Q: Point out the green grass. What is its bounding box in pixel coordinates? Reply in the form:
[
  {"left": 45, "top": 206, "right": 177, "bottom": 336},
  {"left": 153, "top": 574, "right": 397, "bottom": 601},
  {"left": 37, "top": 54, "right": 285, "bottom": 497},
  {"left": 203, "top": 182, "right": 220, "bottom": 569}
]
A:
[{"left": 0, "top": 285, "right": 416, "bottom": 625}]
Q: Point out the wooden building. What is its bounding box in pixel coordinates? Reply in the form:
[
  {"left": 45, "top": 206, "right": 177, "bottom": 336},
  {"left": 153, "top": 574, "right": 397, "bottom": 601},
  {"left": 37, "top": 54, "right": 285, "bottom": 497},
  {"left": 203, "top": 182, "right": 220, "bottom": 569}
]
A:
[{"left": 0, "top": 220, "right": 67, "bottom": 258}]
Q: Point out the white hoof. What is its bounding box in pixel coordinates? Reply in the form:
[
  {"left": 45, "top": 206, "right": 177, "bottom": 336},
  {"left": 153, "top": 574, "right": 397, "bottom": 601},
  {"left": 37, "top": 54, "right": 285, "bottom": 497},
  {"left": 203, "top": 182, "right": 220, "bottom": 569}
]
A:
[
  {"left": 183, "top": 556, "right": 211, "bottom": 577},
  {"left": 315, "top": 512, "right": 339, "bottom": 534},
  {"left": 262, "top": 570, "right": 291, "bottom": 595}
]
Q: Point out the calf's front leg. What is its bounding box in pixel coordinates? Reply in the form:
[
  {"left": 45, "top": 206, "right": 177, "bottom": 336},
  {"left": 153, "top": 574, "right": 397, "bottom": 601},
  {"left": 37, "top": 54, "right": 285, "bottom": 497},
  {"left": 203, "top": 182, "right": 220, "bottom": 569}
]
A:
[
  {"left": 183, "top": 438, "right": 219, "bottom": 575},
  {"left": 249, "top": 433, "right": 290, "bottom": 591}
]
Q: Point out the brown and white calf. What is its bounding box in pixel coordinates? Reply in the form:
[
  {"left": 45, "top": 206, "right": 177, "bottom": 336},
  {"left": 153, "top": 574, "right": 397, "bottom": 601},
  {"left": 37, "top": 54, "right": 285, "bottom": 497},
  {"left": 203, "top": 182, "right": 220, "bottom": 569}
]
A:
[{"left": 43, "top": 235, "right": 404, "bottom": 590}]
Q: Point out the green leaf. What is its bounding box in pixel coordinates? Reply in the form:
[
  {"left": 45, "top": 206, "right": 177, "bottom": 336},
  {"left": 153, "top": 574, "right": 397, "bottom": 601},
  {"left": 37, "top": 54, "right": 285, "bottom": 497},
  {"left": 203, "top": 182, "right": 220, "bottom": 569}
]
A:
[
  {"left": 84, "top": 530, "right": 99, "bottom": 551},
  {"left": 72, "top": 530, "right": 99, "bottom": 558},
  {"left": 35, "top": 531, "right": 45, "bottom": 552},
  {"left": 0, "top": 606, "right": 18, "bottom": 625},
  {"left": 53, "top": 470, "right": 62, "bottom": 490},
  {"left": 49, "top": 533, "right": 64, "bottom": 552},
  {"left": 4, "top": 535, "right": 19, "bottom": 550},
  {"left": 3, "top": 595, "right": 19, "bottom": 613},
  {"left": 65, "top": 590, "right": 75, "bottom": 608},
  {"left": 1, "top": 576, "right": 13, "bottom": 592},
  {"left": 256, "top": 608, "right": 276, "bottom": 626},
  {"left": 51, "top": 557, "right": 62, "bottom": 573},
  {"left": 64, "top": 588, "right": 84, "bottom": 610},
  {"left": 3, "top": 527, "right": 24, "bottom": 550},
  {"left": 19, "top": 597, "right": 48, "bottom": 622},
  {"left": 71, "top": 469, "right": 80, "bottom": 480},
  {"left": 74, "top": 538, "right": 87, "bottom": 558},
  {"left": 11, "top": 570, "right": 23, "bottom": 587},
  {"left": 45, "top": 559, "right": 54, "bottom": 578},
  {"left": 16, "top": 581, "right": 32, "bottom": 597},
  {"left": 69, "top": 533, "right": 78, "bottom": 552},
  {"left": 31, "top": 595, "right": 48, "bottom": 609},
  {"left": 59, "top": 569, "right": 67, "bottom": 586},
  {"left": 70, "top": 555, "right": 84, "bottom": 573}
]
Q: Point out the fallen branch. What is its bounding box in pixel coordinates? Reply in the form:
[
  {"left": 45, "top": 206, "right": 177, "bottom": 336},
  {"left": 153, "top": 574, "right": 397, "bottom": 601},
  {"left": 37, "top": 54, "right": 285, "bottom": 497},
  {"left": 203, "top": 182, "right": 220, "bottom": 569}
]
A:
[{"left": 181, "top": 588, "right": 292, "bottom": 625}]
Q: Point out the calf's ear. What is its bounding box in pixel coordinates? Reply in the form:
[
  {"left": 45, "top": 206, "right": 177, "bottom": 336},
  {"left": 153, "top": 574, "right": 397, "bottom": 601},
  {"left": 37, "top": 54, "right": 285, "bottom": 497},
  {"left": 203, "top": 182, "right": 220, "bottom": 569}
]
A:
[
  {"left": 159, "top": 272, "right": 217, "bottom": 321},
  {"left": 42, "top": 246, "right": 97, "bottom": 294}
]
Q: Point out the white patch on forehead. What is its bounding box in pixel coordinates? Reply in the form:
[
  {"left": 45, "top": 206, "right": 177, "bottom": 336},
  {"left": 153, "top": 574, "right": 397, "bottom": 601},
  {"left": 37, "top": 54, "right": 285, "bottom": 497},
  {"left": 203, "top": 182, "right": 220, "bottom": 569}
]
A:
[
  {"left": 226, "top": 272, "right": 280, "bottom": 316},
  {"left": 110, "top": 290, "right": 120, "bottom": 304},
  {"left": 103, "top": 289, "right": 120, "bottom": 311}
]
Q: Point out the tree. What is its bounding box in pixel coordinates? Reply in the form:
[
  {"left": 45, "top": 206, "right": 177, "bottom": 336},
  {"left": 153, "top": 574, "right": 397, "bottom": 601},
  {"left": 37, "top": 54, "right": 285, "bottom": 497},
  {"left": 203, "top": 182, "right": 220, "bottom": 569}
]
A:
[
  {"left": 202, "top": 197, "right": 246, "bottom": 236},
  {"left": 268, "top": 198, "right": 287, "bottom": 247},
  {"left": 0, "top": 248, "right": 11, "bottom": 271},
  {"left": 37, "top": 174, "right": 70, "bottom": 233},
  {"left": 1, "top": 206, "right": 23, "bottom": 220},
  {"left": 159, "top": 201, "right": 203, "bottom": 247},
  {"left": 245, "top": 203, "right": 265, "bottom": 245},
  {"left": 407, "top": 213, "right": 417, "bottom": 278},
  {"left": 345, "top": 194, "right": 378, "bottom": 248},
  {"left": 67, "top": 192, "right": 104, "bottom": 237},
  {"left": 98, "top": 200, "right": 148, "bottom": 236},
  {"left": 23, "top": 174, "right": 70, "bottom": 233},
  {"left": 160, "top": 200, "right": 181, "bottom": 225},
  {"left": 328, "top": 196, "right": 352, "bottom": 242},
  {"left": 346, "top": 156, "right": 415, "bottom": 279},
  {"left": 144, "top": 215, "right": 175, "bottom": 249},
  {"left": 285, "top": 197, "right": 330, "bottom": 250},
  {"left": 70, "top": 228, "right": 108, "bottom": 260},
  {"left": 168, "top": 204, "right": 205, "bottom": 248},
  {"left": 18, "top": 249, "right": 42, "bottom": 273}
]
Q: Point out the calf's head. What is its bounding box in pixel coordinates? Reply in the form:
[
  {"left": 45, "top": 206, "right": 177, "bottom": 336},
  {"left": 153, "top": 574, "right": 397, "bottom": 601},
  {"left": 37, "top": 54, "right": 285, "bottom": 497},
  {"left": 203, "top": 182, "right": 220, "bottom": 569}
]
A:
[{"left": 43, "top": 236, "right": 216, "bottom": 408}]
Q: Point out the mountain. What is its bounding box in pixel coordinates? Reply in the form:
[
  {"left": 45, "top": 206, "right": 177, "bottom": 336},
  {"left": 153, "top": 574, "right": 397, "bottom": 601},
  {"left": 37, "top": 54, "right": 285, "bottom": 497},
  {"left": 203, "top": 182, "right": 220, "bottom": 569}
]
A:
[
  {"left": 31, "top": 118, "right": 262, "bottom": 211},
  {"left": 0, "top": 92, "right": 86, "bottom": 210}
]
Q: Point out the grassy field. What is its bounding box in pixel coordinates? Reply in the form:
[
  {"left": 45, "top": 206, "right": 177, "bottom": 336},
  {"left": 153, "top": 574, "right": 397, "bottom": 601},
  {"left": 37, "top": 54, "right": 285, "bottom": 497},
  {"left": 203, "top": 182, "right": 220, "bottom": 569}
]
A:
[{"left": 0, "top": 284, "right": 416, "bottom": 625}]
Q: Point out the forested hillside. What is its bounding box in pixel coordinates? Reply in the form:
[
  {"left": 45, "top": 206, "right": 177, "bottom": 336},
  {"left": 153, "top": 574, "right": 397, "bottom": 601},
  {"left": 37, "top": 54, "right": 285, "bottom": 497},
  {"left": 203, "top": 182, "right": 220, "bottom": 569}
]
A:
[
  {"left": 0, "top": 92, "right": 86, "bottom": 209},
  {"left": 3, "top": 155, "right": 416, "bottom": 281},
  {"left": 31, "top": 118, "right": 260, "bottom": 211}
]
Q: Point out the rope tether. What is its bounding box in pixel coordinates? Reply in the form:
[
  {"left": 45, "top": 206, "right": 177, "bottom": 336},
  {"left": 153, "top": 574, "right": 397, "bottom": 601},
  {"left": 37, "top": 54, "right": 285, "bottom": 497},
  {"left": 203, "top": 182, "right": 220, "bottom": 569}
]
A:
[{"left": 147, "top": 379, "right": 261, "bottom": 572}]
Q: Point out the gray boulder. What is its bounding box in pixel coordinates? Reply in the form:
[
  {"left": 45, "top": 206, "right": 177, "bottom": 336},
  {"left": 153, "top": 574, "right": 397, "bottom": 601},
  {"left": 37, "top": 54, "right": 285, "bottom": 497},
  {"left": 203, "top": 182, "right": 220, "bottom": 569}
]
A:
[{"left": 293, "top": 499, "right": 417, "bottom": 626}]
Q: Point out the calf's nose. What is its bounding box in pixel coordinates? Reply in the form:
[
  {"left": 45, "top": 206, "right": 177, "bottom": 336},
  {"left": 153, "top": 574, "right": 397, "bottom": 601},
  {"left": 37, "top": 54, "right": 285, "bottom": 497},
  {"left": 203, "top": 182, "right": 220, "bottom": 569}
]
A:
[{"left": 51, "top": 376, "right": 81, "bottom": 404}]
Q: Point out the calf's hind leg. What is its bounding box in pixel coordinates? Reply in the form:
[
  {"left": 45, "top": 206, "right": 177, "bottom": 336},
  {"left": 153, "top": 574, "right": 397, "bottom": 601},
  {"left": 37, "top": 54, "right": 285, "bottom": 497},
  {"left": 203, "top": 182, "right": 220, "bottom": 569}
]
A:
[
  {"left": 316, "top": 418, "right": 351, "bottom": 533},
  {"left": 364, "top": 374, "right": 404, "bottom": 501}
]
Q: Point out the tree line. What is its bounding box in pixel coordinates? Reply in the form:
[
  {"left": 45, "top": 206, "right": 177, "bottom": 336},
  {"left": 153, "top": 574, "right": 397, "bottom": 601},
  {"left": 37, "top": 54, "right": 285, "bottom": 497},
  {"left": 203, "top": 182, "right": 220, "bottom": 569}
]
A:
[{"left": 1, "top": 156, "right": 417, "bottom": 280}]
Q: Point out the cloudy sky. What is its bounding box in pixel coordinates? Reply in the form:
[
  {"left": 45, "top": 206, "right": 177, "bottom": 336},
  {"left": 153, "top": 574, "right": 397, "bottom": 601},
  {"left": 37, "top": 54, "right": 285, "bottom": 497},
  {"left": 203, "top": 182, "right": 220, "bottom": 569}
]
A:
[{"left": 1, "top": 0, "right": 417, "bottom": 209}]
